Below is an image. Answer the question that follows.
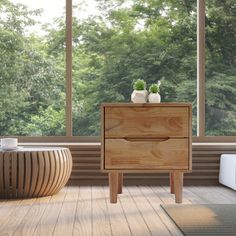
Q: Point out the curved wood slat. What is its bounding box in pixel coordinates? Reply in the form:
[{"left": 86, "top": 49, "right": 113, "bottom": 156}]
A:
[
  {"left": 43, "top": 151, "right": 56, "bottom": 196},
  {"left": 18, "top": 152, "right": 24, "bottom": 198},
  {"left": 61, "top": 151, "right": 70, "bottom": 189},
  {"left": 64, "top": 151, "right": 71, "bottom": 183},
  {"left": 69, "top": 151, "right": 73, "bottom": 174},
  {"left": 29, "top": 152, "right": 39, "bottom": 197},
  {"left": 34, "top": 151, "right": 45, "bottom": 196},
  {"left": 38, "top": 151, "right": 50, "bottom": 196},
  {"left": 64, "top": 150, "right": 71, "bottom": 186},
  {"left": 62, "top": 150, "right": 71, "bottom": 187},
  {"left": 24, "top": 152, "right": 32, "bottom": 198},
  {"left": 4, "top": 153, "right": 10, "bottom": 198},
  {"left": 0, "top": 148, "right": 72, "bottom": 199},
  {"left": 53, "top": 150, "right": 64, "bottom": 194},
  {"left": 47, "top": 151, "right": 60, "bottom": 196},
  {"left": 49, "top": 151, "right": 60, "bottom": 195},
  {"left": 55, "top": 150, "right": 67, "bottom": 194},
  {"left": 0, "top": 153, "right": 4, "bottom": 198},
  {"left": 68, "top": 150, "right": 73, "bottom": 182},
  {"left": 11, "top": 152, "right": 17, "bottom": 198}
]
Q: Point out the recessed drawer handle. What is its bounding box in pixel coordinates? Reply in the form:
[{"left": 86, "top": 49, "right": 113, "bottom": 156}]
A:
[{"left": 124, "top": 137, "right": 170, "bottom": 142}]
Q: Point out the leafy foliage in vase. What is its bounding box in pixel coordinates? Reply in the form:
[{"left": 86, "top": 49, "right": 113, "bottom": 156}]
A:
[
  {"left": 149, "top": 83, "right": 160, "bottom": 94},
  {"left": 0, "top": 0, "right": 235, "bottom": 137},
  {"left": 133, "top": 79, "right": 147, "bottom": 91}
]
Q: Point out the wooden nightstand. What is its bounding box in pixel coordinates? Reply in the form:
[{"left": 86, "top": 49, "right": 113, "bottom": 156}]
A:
[{"left": 101, "top": 103, "right": 192, "bottom": 204}]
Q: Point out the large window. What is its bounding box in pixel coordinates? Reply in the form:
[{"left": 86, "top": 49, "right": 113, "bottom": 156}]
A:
[
  {"left": 72, "top": 0, "right": 197, "bottom": 136},
  {"left": 0, "top": 0, "right": 235, "bottom": 141},
  {"left": 0, "top": 0, "right": 66, "bottom": 136},
  {"left": 205, "top": 0, "right": 236, "bottom": 136}
]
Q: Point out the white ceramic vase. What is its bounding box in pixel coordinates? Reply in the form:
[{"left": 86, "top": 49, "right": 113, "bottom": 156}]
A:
[
  {"left": 148, "top": 92, "right": 161, "bottom": 103},
  {"left": 131, "top": 90, "right": 148, "bottom": 103}
]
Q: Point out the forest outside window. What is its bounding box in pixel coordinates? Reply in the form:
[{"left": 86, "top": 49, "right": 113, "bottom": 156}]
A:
[
  {"left": 72, "top": 0, "right": 197, "bottom": 136},
  {"left": 0, "top": 0, "right": 66, "bottom": 136},
  {"left": 0, "top": 0, "right": 235, "bottom": 141},
  {"left": 205, "top": 0, "right": 236, "bottom": 136}
]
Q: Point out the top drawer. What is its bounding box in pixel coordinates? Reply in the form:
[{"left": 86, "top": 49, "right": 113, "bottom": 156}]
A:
[{"left": 104, "top": 106, "right": 189, "bottom": 138}]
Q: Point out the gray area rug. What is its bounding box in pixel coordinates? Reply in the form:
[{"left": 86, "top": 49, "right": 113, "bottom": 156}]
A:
[{"left": 161, "top": 204, "right": 236, "bottom": 236}]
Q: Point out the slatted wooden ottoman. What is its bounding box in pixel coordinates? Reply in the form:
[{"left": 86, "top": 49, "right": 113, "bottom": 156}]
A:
[{"left": 0, "top": 147, "right": 72, "bottom": 199}]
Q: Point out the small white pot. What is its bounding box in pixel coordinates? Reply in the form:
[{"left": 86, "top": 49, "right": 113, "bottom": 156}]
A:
[
  {"left": 131, "top": 90, "right": 148, "bottom": 103},
  {"left": 148, "top": 92, "right": 161, "bottom": 103}
]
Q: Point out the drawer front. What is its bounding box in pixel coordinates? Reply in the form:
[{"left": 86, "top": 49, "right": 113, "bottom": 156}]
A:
[
  {"left": 104, "top": 138, "right": 189, "bottom": 170},
  {"left": 104, "top": 107, "right": 189, "bottom": 138}
]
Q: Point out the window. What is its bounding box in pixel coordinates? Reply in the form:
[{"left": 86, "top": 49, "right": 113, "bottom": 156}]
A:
[
  {"left": 205, "top": 0, "right": 236, "bottom": 136},
  {"left": 72, "top": 0, "right": 197, "bottom": 136},
  {"left": 0, "top": 0, "right": 66, "bottom": 136},
  {"left": 0, "top": 0, "right": 235, "bottom": 141}
]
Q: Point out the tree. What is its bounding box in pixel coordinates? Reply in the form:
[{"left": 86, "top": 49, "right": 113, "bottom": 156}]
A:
[
  {"left": 1, "top": 0, "right": 235, "bottom": 137},
  {"left": 72, "top": 0, "right": 197, "bottom": 135},
  {"left": 0, "top": 0, "right": 66, "bottom": 135},
  {"left": 205, "top": 0, "right": 236, "bottom": 135}
]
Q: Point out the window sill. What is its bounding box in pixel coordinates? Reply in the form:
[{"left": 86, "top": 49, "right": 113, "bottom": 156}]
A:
[{"left": 19, "top": 142, "right": 236, "bottom": 146}]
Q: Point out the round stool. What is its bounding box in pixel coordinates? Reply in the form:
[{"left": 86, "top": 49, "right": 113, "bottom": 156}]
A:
[{"left": 0, "top": 147, "right": 72, "bottom": 198}]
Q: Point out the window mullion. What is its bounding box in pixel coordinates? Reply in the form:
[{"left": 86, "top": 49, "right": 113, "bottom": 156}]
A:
[
  {"left": 197, "top": 0, "right": 205, "bottom": 137},
  {"left": 66, "top": 0, "right": 73, "bottom": 136}
]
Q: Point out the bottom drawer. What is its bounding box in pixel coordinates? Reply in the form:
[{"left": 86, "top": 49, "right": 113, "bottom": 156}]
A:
[{"left": 104, "top": 138, "right": 189, "bottom": 170}]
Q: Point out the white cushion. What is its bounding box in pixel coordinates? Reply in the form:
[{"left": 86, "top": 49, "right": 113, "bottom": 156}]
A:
[{"left": 219, "top": 154, "right": 236, "bottom": 190}]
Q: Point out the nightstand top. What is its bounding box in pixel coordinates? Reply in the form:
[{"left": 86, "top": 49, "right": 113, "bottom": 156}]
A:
[{"left": 102, "top": 102, "right": 191, "bottom": 107}]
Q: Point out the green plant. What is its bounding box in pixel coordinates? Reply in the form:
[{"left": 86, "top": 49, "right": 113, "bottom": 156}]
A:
[
  {"left": 149, "top": 82, "right": 161, "bottom": 93},
  {"left": 133, "top": 79, "right": 146, "bottom": 90}
]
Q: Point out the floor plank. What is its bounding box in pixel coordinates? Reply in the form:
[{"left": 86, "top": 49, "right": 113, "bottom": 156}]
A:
[
  {"left": 210, "top": 186, "right": 236, "bottom": 203},
  {"left": 189, "top": 186, "right": 232, "bottom": 203},
  {"left": 0, "top": 199, "right": 23, "bottom": 232},
  {"left": 182, "top": 187, "right": 205, "bottom": 204},
  {"left": 92, "top": 186, "right": 112, "bottom": 236},
  {"left": 119, "top": 186, "right": 151, "bottom": 236},
  {"left": 162, "top": 186, "right": 192, "bottom": 204},
  {"left": 34, "top": 187, "right": 68, "bottom": 236},
  {"left": 73, "top": 186, "right": 92, "bottom": 236},
  {"left": 13, "top": 196, "right": 51, "bottom": 236},
  {"left": 141, "top": 186, "right": 183, "bottom": 236},
  {"left": 104, "top": 185, "right": 131, "bottom": 236},
  {"left": 128, "top": 185, "right": 171, "bottom": 236},
  {"left": 0, "top": 200, "right": 6, "bottom": 207},
  {"left": 0, "top": 185, "right": 235, "bottom": 236},
  {"left": 216, "top": 185, "right": 236, "bottom": 200},
  {"left": 0, "top": 198, "right": 36, "bottom": 236},
  {"left": 53, "top": 186, "right": 79, "bottom": 236}
]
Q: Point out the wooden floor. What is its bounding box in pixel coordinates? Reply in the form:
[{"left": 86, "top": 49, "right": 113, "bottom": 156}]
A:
[{"left": 1, "top": 185, "right": 236, "bottom": 236}]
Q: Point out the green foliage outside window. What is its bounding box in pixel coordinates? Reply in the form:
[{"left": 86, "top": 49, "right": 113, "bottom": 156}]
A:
[{"left": 0, "top": 0, "right": 235, "bottom": 137}]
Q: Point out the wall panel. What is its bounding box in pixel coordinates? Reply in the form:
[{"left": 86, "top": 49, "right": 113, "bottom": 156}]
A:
[{"left": 64, "top": 144, "right": 236, "bottom": 185}]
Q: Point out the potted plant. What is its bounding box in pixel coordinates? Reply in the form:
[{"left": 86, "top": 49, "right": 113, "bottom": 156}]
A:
[
  {"left": 131, "top": 79, "right": 148, "bottom": 103},
  {"left": 148, "top": 81, "right": 161, "bottom": 103}
]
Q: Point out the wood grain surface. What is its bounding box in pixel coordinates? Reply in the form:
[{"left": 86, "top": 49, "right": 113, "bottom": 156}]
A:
[
  {"left": 1, "top": 186, "right": 236, "bottom": 235},
  {"left": 104, "top": 106, "right": 189, "bottom": 138},
  {"left": 101, "top": 103, "right": 192, "bottom": 203},
  {"left": 105, "top": 138, "right": 189, "bottom": 170}
]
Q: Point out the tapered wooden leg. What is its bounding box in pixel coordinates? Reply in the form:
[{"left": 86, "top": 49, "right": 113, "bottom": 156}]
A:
[
  {"left": 109, "top": 172, "right": 118, "bottom": 203},
  {"left": 170, "top": 172, "right": 174, "bottom": 194},
  {"left": 174, "top": 172, "right": 183, "bottom": 204},
  {"left": 118, "top": 173, "right": 123, "bottom": 194}
]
